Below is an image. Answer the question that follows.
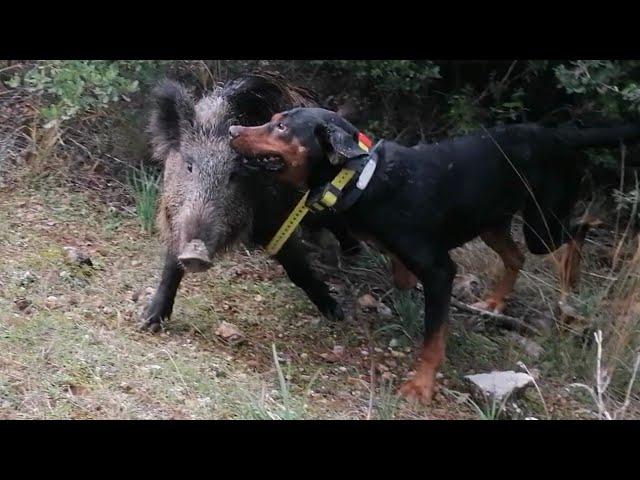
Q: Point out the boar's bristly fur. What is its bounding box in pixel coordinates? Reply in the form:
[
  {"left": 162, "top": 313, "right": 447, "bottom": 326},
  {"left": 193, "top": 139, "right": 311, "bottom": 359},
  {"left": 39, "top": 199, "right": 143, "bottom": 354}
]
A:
[{"left": 141, "top": 72, "right": 358, "bottom": 332}]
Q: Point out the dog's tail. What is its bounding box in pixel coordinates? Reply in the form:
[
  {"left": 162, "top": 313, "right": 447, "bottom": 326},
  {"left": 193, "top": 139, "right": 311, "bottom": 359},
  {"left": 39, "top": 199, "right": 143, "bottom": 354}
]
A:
[{"left": 556, "top": 123, "right": 640, "bottom": 149}]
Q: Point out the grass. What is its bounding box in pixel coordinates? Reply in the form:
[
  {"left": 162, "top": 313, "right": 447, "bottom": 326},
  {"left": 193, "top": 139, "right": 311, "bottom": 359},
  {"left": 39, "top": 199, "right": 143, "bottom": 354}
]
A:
[
  {"left": 1, "top": 169, "right": 639, "bottom": 419},
  {"left": 389, "top": 289, "right": 423, "bottom": 341},
  {"left": 127, "top": 164, "right": 160, "bottom": 233}
]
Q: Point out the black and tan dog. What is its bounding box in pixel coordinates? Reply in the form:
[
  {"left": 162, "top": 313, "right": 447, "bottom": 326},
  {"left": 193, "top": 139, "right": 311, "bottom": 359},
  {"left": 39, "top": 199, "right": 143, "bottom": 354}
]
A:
[{"left": 229, "top": 107, "right": 640, "bottom": 403}]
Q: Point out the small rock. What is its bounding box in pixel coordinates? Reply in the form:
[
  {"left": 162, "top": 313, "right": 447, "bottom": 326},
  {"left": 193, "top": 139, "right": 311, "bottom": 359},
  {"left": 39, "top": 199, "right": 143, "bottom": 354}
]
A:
[
  {"left": 358, "top": 294, "right": 378, "bottom": 309},
  {"left": 19, "top": 271, "right": 36, "bottom": 286},
  {"left": 452, "top": 274, "right": 482, "bottom": 303},
  {"left": 377, "top": 303, "right": 393, "bottom": 318},
  {"left": 320, "top": 345, "right": 344, "bottom": 363},
  {"left": 389, "top": 338, "right": 401, "bottom": 348},
  {"left": 506, "top": 332, "right": 544, "bottom": 359},
  {"left": 557, "top": 300, "right": 585, "bottom": 324},
  {"left": 214, "top": 321, "right": 245, "bottom": 345},
  {"left": 14, "top": 297, "right": 30, "bottom": 311},
  {"left": 63, "top": 246, "right": 93, "bottom": 267},
  {"left": 465, "top": 370, "right": 534, "bottom": 401},
  {"left": 529, "top": 315, "right": 555, "bottom": 335},
  {"left": 119, "top": 382, "right": 133, "bottom": 393},
  {"left": 254, "top": 294, "right": 263, "bottom": 302},
  {"left": 45, "top": 295, "right": 58, "bottom": 307}
]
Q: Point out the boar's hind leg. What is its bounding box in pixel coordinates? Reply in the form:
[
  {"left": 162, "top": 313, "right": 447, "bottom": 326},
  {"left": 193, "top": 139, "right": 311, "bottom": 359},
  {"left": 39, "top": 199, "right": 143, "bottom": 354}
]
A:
[
  {"left": 140, "top": 254, "right": 184, "bottom": 332},
  {"left": 275, "top": 239, "right": 344, "bottom": 321}
]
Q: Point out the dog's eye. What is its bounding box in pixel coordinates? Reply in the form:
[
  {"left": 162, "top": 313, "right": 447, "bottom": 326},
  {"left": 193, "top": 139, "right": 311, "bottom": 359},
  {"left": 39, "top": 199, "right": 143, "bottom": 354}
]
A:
[
  {"left": 276, "top": 122, "right": 287, "bottom": 132},
  {"left": 186, "top": 161, "right": 193, "bottom": 173}
]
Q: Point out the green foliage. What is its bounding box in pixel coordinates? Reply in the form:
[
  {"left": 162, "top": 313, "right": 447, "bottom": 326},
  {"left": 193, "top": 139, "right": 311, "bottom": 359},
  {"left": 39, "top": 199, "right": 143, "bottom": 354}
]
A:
[
  {"left": 490, "top": 88, "right": 528, "bottom": 122},
  {"left": 586, "top": 148, "right": 619, "bottom": 170},
  {"left": 127, "top": 165, "right": 160, "bottom": 233},
  {"left": 8, "top": 60, "right": 166, "bottom": 122},
  {"left": 316, "top": 60, "right": 441, "bottom": 94},
  {"left": 390, "top": 289, "right": 423, "bottom": 340},
  {"left": 445, "top": 85, "right": 483, "bottom": 135},
  {"left": 555, "top": 60, "right": 640, "bottom": 116}
]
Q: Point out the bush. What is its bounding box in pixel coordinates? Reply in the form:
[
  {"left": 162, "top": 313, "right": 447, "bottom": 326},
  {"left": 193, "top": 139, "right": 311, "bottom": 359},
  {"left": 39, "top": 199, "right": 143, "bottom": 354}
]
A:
[
  {"left": 7, "top": 60, "right": 167, "bottom": 123},
  {"left": 555, "top": 60, "right": 640, "bottom": 117}
]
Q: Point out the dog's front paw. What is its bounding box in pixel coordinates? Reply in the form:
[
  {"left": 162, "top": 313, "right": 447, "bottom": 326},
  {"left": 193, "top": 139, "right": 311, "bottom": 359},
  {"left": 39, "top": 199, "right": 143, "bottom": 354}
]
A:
[
  {"left": 398, "top": 378, "right": 435, "bottom": 405},
  {"left": 471, "top": 298, "right": 506, "bottom": 314}
]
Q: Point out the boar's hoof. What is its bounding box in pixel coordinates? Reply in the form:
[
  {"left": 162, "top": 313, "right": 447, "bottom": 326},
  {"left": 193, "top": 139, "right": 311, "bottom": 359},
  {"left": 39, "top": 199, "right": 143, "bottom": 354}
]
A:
[
  {"left": 139, "top": 317, "right": 163, "bottom": 333},
  {"left": 321, "top": 299, "right": 345, "bottom": 322},
  {"left": 139, "top": 308, "right": 165, "bottom": 333},
  {"left": 140, "top": 319, "right": 163, "bottom": 333}
]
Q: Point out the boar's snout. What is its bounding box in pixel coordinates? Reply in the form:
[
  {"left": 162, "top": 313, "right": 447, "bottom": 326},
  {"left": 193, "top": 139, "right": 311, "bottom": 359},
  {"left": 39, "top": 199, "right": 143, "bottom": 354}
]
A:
[
  {"left": 229, "top": 125, "right": 243, "bottom": 139},
  {"left": 178, "top": 239, "right": 213, "bottom": 273}
]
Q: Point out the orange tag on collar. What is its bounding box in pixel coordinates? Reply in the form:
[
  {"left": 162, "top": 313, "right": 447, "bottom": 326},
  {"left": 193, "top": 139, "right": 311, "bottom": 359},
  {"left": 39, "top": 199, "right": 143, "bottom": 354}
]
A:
[{"left": 357, "top": 132, "right": 373, "bottom": 151}]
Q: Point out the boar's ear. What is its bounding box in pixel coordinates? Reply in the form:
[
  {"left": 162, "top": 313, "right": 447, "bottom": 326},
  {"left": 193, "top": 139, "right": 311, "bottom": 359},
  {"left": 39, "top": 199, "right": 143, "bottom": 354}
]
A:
[
  {"left": 148, "top": 80, "right": 195, "bottom": 160},
  {"left": 315, "top": 123, "right": 365, "bottom": 166}
]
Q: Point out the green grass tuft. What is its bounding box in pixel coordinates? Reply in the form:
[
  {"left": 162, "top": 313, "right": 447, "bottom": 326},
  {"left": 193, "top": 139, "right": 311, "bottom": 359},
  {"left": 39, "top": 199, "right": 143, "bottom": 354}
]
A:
[{"left": 127, "top": 165, "right": 160, "bottom": 233}]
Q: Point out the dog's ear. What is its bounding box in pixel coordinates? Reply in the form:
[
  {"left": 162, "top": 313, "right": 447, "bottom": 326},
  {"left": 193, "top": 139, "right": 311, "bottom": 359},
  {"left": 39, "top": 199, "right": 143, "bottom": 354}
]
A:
[{"left": 315, "top": 123, "right": 365, "bottom": 165}]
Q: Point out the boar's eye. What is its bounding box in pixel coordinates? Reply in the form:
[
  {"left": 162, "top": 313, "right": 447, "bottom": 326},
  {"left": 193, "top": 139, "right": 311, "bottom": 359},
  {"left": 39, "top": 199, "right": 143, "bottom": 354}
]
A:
[
  {"left": 186, "top": 159, "right": 193, "bottom": 173},
  {"left": 276, "top": 122, "right": 287, "bottom": 132}
]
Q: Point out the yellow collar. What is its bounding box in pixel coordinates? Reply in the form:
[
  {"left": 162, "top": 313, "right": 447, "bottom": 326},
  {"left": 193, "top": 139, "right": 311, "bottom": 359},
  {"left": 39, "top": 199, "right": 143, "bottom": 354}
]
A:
[{"left": 265, "top": 132, "right": 373, "bottom": 256}]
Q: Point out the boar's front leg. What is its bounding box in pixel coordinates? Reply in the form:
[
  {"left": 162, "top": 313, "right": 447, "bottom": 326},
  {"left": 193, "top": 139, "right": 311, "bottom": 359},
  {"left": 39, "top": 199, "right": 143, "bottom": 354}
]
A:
[
  {"left": 140, "top": 253, "right": 184, "bottom": 332},
  {"left": 274, "top": 238, "right": 344, "bottom": 322}
]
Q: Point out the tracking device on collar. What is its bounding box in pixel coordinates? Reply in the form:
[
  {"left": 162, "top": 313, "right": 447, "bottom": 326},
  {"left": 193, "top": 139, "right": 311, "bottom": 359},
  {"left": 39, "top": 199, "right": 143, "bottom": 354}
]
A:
[
  {"left": 306, "top": 138, "right": 382, "bottom": 213},
  {"left": 265, "top": 131, "right": 378, "bottom": 256},
  {"left": 306, "top": 168, "right": 358, "bottom": 212}
]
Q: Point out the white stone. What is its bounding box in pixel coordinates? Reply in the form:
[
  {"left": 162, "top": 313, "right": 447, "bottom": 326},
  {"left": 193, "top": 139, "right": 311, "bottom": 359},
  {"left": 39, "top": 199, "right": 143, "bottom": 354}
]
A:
[{"left": 465, "top": 370, "right": 534, "bottom": 400}]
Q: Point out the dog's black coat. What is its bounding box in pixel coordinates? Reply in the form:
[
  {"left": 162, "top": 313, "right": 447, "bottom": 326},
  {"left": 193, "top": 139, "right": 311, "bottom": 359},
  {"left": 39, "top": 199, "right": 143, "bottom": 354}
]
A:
[{"left": 245, "top": 107, "right": 640, "bottom": 340}]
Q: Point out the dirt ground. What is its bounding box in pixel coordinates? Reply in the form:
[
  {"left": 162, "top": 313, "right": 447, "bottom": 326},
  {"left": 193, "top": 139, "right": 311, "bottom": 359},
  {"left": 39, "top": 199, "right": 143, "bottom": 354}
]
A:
[{"left": 0, "top": 170, "right": 637, "bottom": 420}]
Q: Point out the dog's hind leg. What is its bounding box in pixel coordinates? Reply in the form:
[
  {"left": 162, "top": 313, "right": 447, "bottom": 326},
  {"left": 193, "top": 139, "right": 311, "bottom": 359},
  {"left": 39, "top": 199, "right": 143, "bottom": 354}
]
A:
[
  {"left": 557, "top": 216, "right": 602, "bottom": 301},
  {"left": 472, "top": 223, "right": 525, "bottom": 314}
]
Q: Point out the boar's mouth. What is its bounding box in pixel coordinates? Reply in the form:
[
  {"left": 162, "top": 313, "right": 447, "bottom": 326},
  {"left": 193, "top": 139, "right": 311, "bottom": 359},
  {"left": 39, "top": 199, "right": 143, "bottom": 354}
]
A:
[{"left": 239, "top": 154, "right": 286, "bottom": 172}]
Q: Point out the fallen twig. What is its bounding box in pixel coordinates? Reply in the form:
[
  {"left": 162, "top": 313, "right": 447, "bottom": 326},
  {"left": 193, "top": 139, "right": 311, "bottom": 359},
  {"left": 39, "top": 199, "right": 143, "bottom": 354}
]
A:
[{"left": 450, "top": 298, "right": 541, "bottom": 336}]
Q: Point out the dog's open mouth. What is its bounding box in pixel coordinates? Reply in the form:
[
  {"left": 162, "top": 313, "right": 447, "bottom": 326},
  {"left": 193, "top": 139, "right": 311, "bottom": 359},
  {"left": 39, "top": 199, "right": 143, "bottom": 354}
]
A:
[{"left": 240, "top": 154, "right": 286, "bottom": 172}]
